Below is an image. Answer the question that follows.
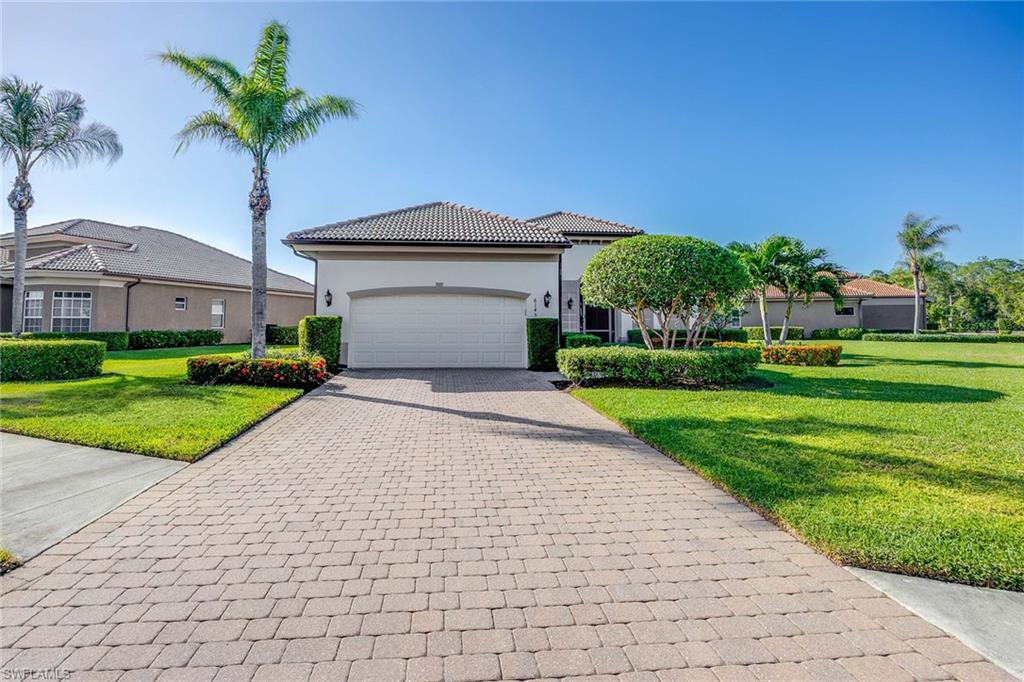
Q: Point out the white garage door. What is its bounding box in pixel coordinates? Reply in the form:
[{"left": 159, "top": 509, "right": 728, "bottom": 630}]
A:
[{"left": 349, "top": 293, "right": 527, "bottom": 368}]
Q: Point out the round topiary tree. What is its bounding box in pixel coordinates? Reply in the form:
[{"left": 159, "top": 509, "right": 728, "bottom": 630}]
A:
[{"left": 581, "top": 235, "right": 749, "bottom": 349}]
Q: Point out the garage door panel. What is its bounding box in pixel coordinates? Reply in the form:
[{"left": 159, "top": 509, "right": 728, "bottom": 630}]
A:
[{"left": 350, "top": 293, "right": 527, "bottom": 368}]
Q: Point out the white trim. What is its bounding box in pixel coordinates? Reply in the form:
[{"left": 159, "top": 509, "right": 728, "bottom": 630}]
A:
[
  {"left": 50, "top": 290, "right": 93, "bottom": 332},
  {"left": 210, "top": 298, "right": 225, "bottom": 329},
  {"left": 293, "top": 244, "right": 567, "bottom": 257},
  {"left": 175, "top": 296, "right": 187, "bottom": 311},
  {"left": 23, "top": 290, "right": 43, "bottom": 332}
]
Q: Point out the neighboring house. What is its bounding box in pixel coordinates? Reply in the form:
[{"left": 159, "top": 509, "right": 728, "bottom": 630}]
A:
[
  {"left": 284, "top": 201, "right": 922, "bottom": 368},
  {"left": 1, "top": 219, "right": 314, "bottom": 343}
]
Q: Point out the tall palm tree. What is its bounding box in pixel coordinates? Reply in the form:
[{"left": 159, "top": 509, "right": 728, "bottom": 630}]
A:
[
  {"left": 728, "top": 235, "right": 790, "bottom": 346},
  {"left": 0, "top": 76, "right": 122, "bottom": 336},
  {"left": 896, "top": 213, "right": 959, "bottom": 334},
  {"left": 776, "top": 239, "right": 844, "bottom": 344},
  {"left": 160, "top": 21, "right": 356, "bottom": 357}
]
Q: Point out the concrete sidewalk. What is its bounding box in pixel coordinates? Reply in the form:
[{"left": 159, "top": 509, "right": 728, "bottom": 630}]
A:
[{"left": 0, "top": 433, "right": 186, "bottom": 562}]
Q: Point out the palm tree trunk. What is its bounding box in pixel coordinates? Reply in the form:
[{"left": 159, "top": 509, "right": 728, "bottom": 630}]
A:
[
  {"left": 779, "top": 298, "right": 794, "bottom": 345},
  {"left": 911, "top": 270, "right": 921, "bottom": 335},
  {"left": 7, "top": 177, "right": 33, "bottom": 337},
  {"left": 758, "top": 292, "right": 772, "bottom": 346},
  {"left": 249, "top": 166, "right": 270, "bottom": 358}
]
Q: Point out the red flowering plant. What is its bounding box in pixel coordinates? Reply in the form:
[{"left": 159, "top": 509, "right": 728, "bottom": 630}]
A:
[{"left": 187, "top": 355, "right": 330, "bottom": 390}]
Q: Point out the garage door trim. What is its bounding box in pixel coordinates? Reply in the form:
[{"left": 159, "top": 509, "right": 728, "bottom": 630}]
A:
[{"left": 348, "top": 285, "right": 530, "bottom": 300}]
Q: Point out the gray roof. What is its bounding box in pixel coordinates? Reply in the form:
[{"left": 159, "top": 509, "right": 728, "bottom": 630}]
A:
[
  {"left": 285, "top": 202, "right": 571, "bottom": 247},
  {"left": 1, "top": 219, "right": 313, "bottom": 294},
  {"left": 527, "top": 211, "right": 644, "bottom": 236}
]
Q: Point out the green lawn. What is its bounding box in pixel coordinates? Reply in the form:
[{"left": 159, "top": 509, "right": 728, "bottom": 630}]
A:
[
  {"left": 0, "top": 345, "right": 301, "bottom": 462},
  {"left": 574, "top": 340, "right": 1024, "bottom": 590}
]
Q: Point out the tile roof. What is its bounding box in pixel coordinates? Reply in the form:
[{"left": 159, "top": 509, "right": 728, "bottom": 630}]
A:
[
  {"left": 1, "top": 219, "right": 313, "bottom": 294},
  {"left": 285, "top": 202, "right": 571, "bottom": 247},
  {"left": 759, "top": 277, "right": 915, "bottom": 300},
  {"left": 527, "top": 211, "right": 645, "bottom": 236}
]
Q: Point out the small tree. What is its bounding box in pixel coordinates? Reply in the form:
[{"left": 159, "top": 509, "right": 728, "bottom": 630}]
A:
[
  {"left": 581, "top": 235, "right": 748, "bottom": 350},
  {"left": 897, "top": 213, "right": 959, "bottom": 334},
  {"left": 728, "top": 236, "right": 790, "bottom": 346},
  {"left": 775, "top": 239, "right": 845, "bottom": 344}
]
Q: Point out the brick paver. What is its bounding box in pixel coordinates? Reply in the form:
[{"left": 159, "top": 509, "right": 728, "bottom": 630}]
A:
[{"left": 0, "top": 370, "right": 1012, "bottom": 681}]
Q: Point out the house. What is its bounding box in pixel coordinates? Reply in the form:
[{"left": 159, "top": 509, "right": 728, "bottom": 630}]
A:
[
  {"left": 1, "top": 219, "right": 314, "bottom": 343},
  {"left": 284, "top": 201, "right": 922, "bottom": 368}
]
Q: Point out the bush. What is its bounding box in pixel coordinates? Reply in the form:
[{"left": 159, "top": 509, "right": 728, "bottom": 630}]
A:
[
  {"left": 744, "top": 326, "right": 804, "bottom": 341},
  {"left": 718, "top": 328, "right": 750, "bottom": 343},
  {"left": 266, "top": 325, "right": 299, "bottom": 345},
  {"left": 527, "top": 318, "right": 559, "bottom": 370},
  {"left": 299, "top": 316, "right": 342, "bottom": 368},
  {"left": 997, "top": 333, "right": 1024, "bottom": 343},
  {"left": 556, "top": 345, "right": 761, "bottom": 387},
  {"left": 9, "top": 331, "right": 129, "bottom": 351},
  {"left": 760, "top": 344, "right": 842, "bottom": 366},
  {"left": 809, "top": 327, "right": 877, "bottom": 341},
  {"left": 0, "top": 339, "right": 105, "bottom": 381},
  {"left": 187, "top": 355, "right": 330, "bottom": 391},
  {"left": 862, "top": 333, "right": 999, "bottom": 343},
  {"left": 128, "top": 329, "right": 224, "bottom": 350},
  {"left": 563, "top": 332, "right": 602, "bottom": 349}
]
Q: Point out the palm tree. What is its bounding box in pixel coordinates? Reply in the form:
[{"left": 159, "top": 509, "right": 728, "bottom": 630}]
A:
[
  {"left": 160, "top": 21, "right": 356, "bottom": 357},
  {"left": 896, "top": 213, "right": 960, "bottom": 334},
  {"left": 0, "top": 76, "right": 122, "bottom": 336},
  {"left": 728, "top": 235, "right": 790, "bottom": 346},
  {"left": 776, "top": 239, "right": 844, "bottom": 344}
]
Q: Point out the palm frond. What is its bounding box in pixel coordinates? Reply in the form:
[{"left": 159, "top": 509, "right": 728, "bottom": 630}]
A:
[
  {"left": 273, "top": 94, "right": 357, "bottom": 151},
  {"left": 250, "top": 21, "right": 290, "bottom": 88},
  {"left": 32, "top": 121, "right": 123, "bottom": 170},
  {"left": 159, "top": 50, "right": 237, "bottom": 102},
  {"left": 175, "top": 110, "right": 247, "bottom": 155}
]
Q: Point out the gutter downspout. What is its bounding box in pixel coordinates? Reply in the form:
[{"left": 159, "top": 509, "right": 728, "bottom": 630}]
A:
[{"left": 125, "top": 279, "right": 141, "bottom": 331}]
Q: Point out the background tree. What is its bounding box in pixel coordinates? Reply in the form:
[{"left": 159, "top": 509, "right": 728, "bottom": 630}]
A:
[
  {"left": 161, "top": 21, "right": 356, "bottom": 357},
  {"left": 728, "top": 236, "right": 790, "bottom": 346},
  {"left": 896, "top": 212, "right": 959, "bottom": 334},
  {"left": 0, "top": 76, "right": 121, "bottom": 336},
  {"left": 775, "top": 239, "right": 844, "bottom": 344}
]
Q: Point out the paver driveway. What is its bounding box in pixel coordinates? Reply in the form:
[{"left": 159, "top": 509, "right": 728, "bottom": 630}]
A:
[{"left": 0, "top": 370, "right": 1009, "bottom": 681}]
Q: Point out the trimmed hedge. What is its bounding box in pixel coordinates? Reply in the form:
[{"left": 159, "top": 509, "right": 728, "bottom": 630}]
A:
[
  {"left": 5, "top": 331, "right": 129, "bottom": 351},
  {"left": 299, "top": 316, "right": 342, "bottom": 368},
  {"left": 744, "top": 326, "right": 805, "bottom": 341},
  {"left": 809, "top": 327, "right": 878, "bottom": 341},
  {"left": 625, "top": 327, "right": 749, "bottom": 345},
  {"left": 862, "top": 333, "right": 999, "bottom": 343},
  {"left": 556, "top": 346, "right": 761, "bottom": 387},
  {"left": 187, "top": 355, "right": 330, "bottom": 391},
  {"left": 563, "top": 332, "right": 602, "bottom": 349},
  {"left": 761, "top": 344, "right": 842, "bottom": 366},
  {"left": 266, "top": 325, "right": 299, "bottom": 345},
  {"left": 527, "top": 318, "right": 559, "bottom": 371},
  {"left": 0, "top": 339, "right": 105, "bottom": 381},
  {"left": 129, "top": 329, "right": 224, "bottom": 350}
]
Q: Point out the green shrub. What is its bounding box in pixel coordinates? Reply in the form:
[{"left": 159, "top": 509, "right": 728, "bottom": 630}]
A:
[
  {"left": 299, "top": 316, "right": 342, "bottom": 368},
  {"left": 718, "top": 328, "right": 750, "bottom": 343},
  {"left": 0, "top": 339, "right": 105, "bottom": 381},
  {"left": 744, "top": 326, "right": 804, "bottom": 341},
  {"left": 187, "top": 355, "right": 330, "bottom": 391},
  {"left": 266, "top": 325, "right": 299, "bottom": 345},
  {"left": 809, "top": 327, "right": 877, "bottom": 341},
  {"left": 128, "top": 329, "right": 224, "bottom": 349},
  {"left": 10, "top": 331, "right": 129, "bottom": 351},
  {"left": 563, "top": 332, "right": 602, "bottom": 349},
  {"left": 862, "top": 333, "right": 999, "bottom": 343},
  {"left": 527, "top": 318, "right": 559, "bottom": 370},
  {"left": 556, "top": 345, "right": 760, "bottom": 386},
  {"left": 997, "top": 333, "right": 1024, "bottom": 343},
  {"left": 626, "top": 327, "right": 749, "bottom": 345},
  {"left": 760, "top": 343, "right": 842, "bottom": 366}
]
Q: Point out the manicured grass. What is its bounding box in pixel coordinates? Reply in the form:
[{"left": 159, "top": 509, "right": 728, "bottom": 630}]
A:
[
  {"left": 0, "top": 345, "right": 302, "bottom": 462},
  {"left": 574, "top": 341, "right": 1024, "bottom": 590}
]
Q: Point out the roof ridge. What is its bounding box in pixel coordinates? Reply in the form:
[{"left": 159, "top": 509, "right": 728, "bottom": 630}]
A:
[
  {"left": 85, "top": 244, "right": 110, "bottom": 272},
  {"left": 23, "top": 243, "right": 93, "bottom": 269},
  {"left": 289, "top": 201, "right": 447, "bottom": 238},
  {"left": 445, "top": 202, "right": 559, "bottom": 234},
  {"left": 537, "top": 210, "right": 642, "bottom": 232}
]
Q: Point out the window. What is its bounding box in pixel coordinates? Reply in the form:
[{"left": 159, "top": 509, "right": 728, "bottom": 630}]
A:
[
  {"left": 51, "top": 291, "right": 92, "bottom": 332},
  {"left": 23, "top": 291, "right": 43, "bottom": 332},
  {"left": 837, "top": 306, "right": 855, "bottom": 316},
  {"left": 175, "top": 297, "right": 187, "bottom": 311},
  {"left": 211, "top": 299, "right": 225, "bottom": 328},
  {"left": 728, "top": 308, "right": 743, "bottom": 328}
]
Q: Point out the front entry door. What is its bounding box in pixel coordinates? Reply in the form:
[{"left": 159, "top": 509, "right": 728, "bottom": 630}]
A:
[{"left": 583, "top": 304, "right": 615, "bottom": 343}]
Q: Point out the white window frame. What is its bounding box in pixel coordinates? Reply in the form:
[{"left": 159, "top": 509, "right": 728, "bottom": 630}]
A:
[
  {"left": 211, "top": 299, "right": 225, "bottom": 329},
  {"left": 175, "top": 296, "right": 188, "bottom": 311},
  {"left": 23, "top": 290, "right": 43, "bottom": 332},
  {"left": 51, "top": 291, "right": 92, "bottom": 332}
]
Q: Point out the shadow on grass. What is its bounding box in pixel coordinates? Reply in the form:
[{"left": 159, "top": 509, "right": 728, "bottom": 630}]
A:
[
  {"left": 840, "top": 353, "right": 1024, "bottom": 371},
  {"left": 753, "top": 370, "right": 1004, "bottom": 403}
]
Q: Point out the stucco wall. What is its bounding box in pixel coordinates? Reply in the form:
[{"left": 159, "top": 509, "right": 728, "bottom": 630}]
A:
[
  {"left": 0, "top": 282, "right": 127, "bottom": 333},
  {"left": 312, "top": 252, "right": 561, "bottom": 364},
  {"left": 739, "top": 300, "right": 864, "bottom": 337}
]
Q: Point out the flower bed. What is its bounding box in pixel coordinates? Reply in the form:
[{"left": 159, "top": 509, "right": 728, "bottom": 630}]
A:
[
  {"left": 556, "top": 345, "right": 761, "bottom": 386},
  {"left": 0, "top": 339, "right": 105, "bottom": 381},
  {"left": 187, "top": 355, "right": 330, "bottom": 390}
]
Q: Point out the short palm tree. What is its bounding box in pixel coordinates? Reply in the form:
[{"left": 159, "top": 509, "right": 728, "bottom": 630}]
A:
[
  {"left": 776, "top": 239, "right": 844, "bottom": 344},
  {"left": 728, "top": 235, "right": 790, "bottom": 346},
  {"left": 897, "top": 213, "right": 960, "bottom": 334},
  {"left": 160, "top": 21, "right": 356, "bottom": 357},
  {"left": 0, "top": 76, "right": 122, "bottom": 336}
]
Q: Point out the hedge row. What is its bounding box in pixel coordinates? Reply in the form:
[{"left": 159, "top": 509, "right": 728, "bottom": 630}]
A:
[
  {"left": 861, "top": 333, "right": 1000, "bottom": 343},
  {"left": 187, "top": 355, "right": 330, "bottom": 390},
  {"left": 744, "top": 326, "right": 805, "bottom": 341},
  {"left": 809, "top": 327, "right": 880, "bottom": 340},
  {"left": 625, "top": 327, "right": 749, "bottom": 345},
  {"left": 563, "top": 332, "right": 602, "bottom": 349},
  {"left": 2, "top": 331, "right": 129, "bottom": 351},
  {"left": 527, "top": 318, "right": 559, "bottom": 370},
  {"left": 762, "top": 344, "right": 842, "bottom": 366},
  {"left": 129, "top": 329, "right": 224, "bottom": 350},
  {"left": 266, "top": 325, "right": 299, "bottom": 345},
  {"left": 0, "top": 339, "right": 105, "bottom": 381},
  {"left": 556, "top": 346, "right": 761, "bottom": 387},
  {"left": 299, "top": 316, "right": 342, "bottom": 368}
]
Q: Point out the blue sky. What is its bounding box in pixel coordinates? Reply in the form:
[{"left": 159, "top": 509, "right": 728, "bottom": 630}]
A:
[{"left": 2, "top": 2, "right": 1021, "bottom": 282}]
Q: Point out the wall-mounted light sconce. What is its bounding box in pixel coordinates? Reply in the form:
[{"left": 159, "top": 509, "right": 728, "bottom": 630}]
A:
[
  {"left": 543, "top": 291, "right": 552, "bottom": 308},
  {"left": 324, "top": 289, "right": 333, "bottom": 307},
  {"left": 567, "top": 297, "right": 574, "bottom": 310}
]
